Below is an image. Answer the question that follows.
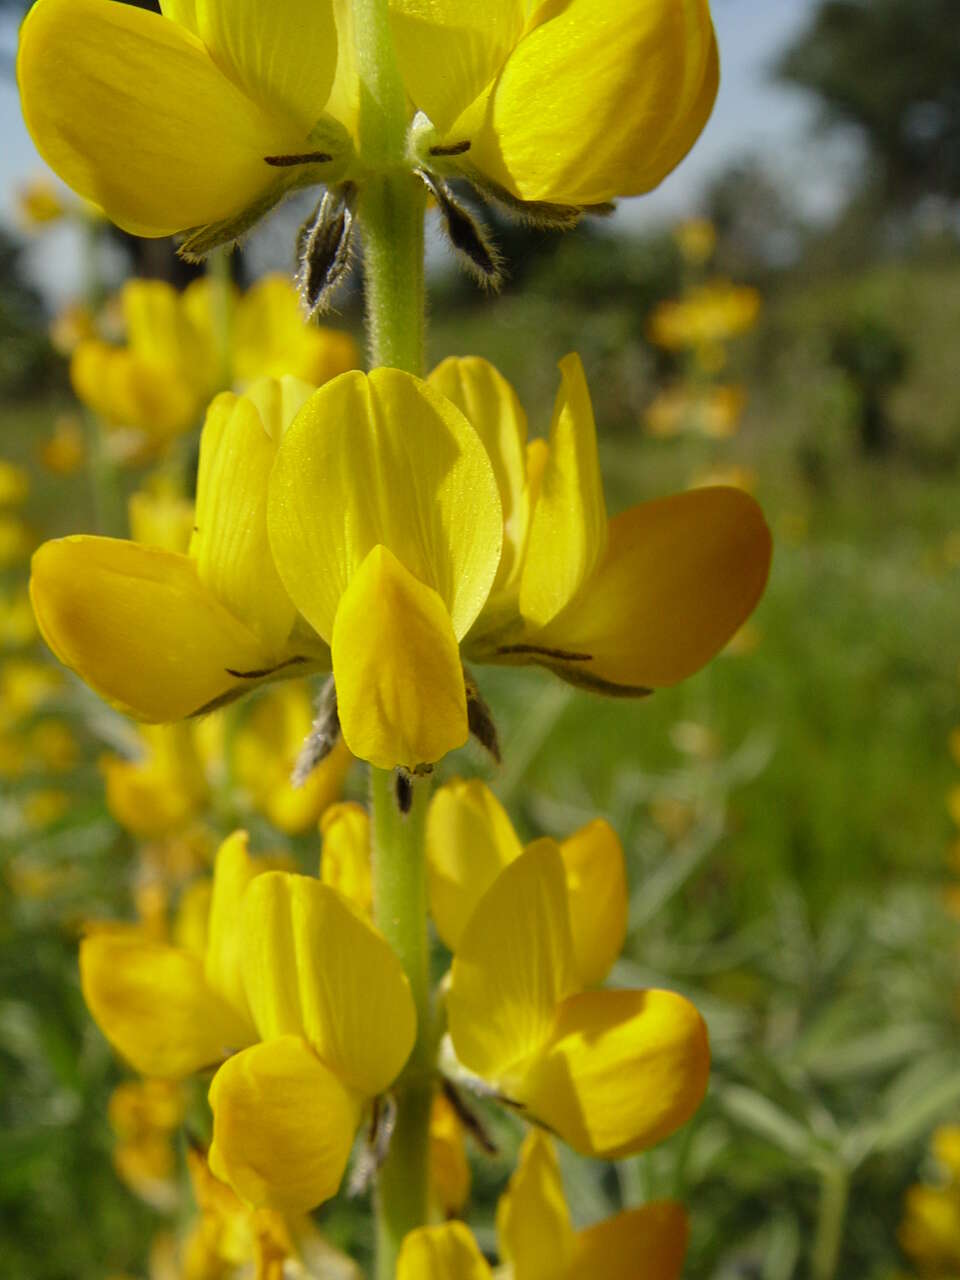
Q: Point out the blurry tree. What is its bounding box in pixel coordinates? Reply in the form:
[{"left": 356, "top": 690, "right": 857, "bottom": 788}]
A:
[
  {"left": 0, "top": 225, "right": 57, "bottom": 398},
  {"left": 778, "top": 0, "right": 960, "bottom": 208},
  {"left": 829, "top": 311, "right": 908, "bottom": 454},
  {"left": 703, "top": 160, "right": 806, "bottom": 281}
]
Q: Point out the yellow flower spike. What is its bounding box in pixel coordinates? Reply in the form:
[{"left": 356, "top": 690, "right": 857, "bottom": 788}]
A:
[
  {"left": 268, "top": 368, "right": 502, "bottom": 769},
  {"left": 31, "top": 379, "right": 330, "bottom": 722},
  {"left": 447, "top": 843, "right": 709, "bottom": 1158},
  {"left": 496, "top": 1132, "right": 575, "bottom": 1280},
  {"left": 101, "top": 723, "right": 209, "bottom": 839},
  {"left": 79, "top": 832, "right": 262, "bottom": 1077},
  {"left": 208, "top": 871, "right": 416, "bottom": 1212},
  {"left": 320, "top": 802, "right": 373, "bottom": 917},
  {"left": 231, "top": 687, "right": 354, "bottom": 836},
  {"left": 429, "top": 1092, "right": 471, "bottom": 1218},
  {"left": 397, "top": 1222, "right": 492, "bottom": 1280},
  {"left": 427, "top": 777, "right": 626, "bottom": 984},
  {"left": 18, "top": 0, "right": 342, "bottom": 239}
]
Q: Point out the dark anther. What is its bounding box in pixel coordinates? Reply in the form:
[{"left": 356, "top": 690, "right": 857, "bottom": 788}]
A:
[
  {"left": 395, "top": 769, "right": 414, "bottom": 815},
  {"left": 296, "top": 185, "right": 356, "bottom": 318},
  {"left": 263, "top": 150, "right": 333, "bottom": 167},
  {"left": 464, "top": 669, "right": 500, "bottom": 763},
  {"left": 429, "top": 140, "right": 472, "bottom": 157},
  {"left": 495, "top": 643, "right": 592, "bottom": 662},
  {"left": 416, "top": 169, "right": 504, "bottom": 290},
  {"left": 224, "top": 655, "right": 308, "bottom": 679},
  {"left": 442, "top": 1079, "right": 499, "bottom": 1155},
  {"left": 292, "top": 677, "right": 341, "bottom": 788}
]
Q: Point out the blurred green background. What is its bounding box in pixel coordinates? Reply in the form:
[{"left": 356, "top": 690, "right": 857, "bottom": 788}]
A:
[{"left": 1, "top": 1, "right": 960, "bottom": 1278}]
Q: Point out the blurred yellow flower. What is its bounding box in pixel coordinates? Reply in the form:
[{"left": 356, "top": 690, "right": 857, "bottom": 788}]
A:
[
  {"left": 320, "top": 802, "right": 373, "bottom": 918},
  {"left": 128, "top": 486, "right": 195, "bottom": 554},
  {"left": 39, "top": 414, "right": 86, "bottom": 475},
  {"left": 399, "top": 1131, "right": 687, "bottom": 1280},
  {"left": 445, "top": 841, "right": 709, "bottom": 1159},
  {"left": 674, "top": 217, "right": 717, "bottom": 266},
  {"left": 645, "top": 384, "right": 747, "bottom": 440},
  {"left": 70, "top": 276, "right": 358, "bottom": 452},
  {"left": 228, "top": 684, "right": 354, "bottom": 836},
  {"left": 0, "top": 586, "right": 38, "bottom": 650},
  {"left": 50, "top": 303, "right": 97, "bottom": 356},
  {"left": 16, "top": 175, "right": 66, "bottom": 227},
  {"left": 899, "top": 1127, "right": 960, "bottom": 1275},
  {"left": 19, "top": 0, "right": 717, "bottom": 245},
  {"left": 647, "top": 281, "right": 761, "bottom": 352},
  {"left": 429, "top": 1092, "right": 471, "bottom": 1219},
  {"left": 0, "top": 514, "right": 36, "bottom": 567},
  {"left": 0, "top": 659, "right": 63, "bottom": 722},
  {"left": 0, "top": 460, "right": 30, "bottom": 506},
  {"left": 109, "top": 1078, "right": 185, "bottom": 1210},
  {"left": 101, "top": 723, "right": 209, "bottom": 840}
]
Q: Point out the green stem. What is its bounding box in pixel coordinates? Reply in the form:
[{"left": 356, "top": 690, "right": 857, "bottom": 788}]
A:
[
  {"left": 810, "top": 1163, "right": 849, "bottom": 1280},
  {"left": 370, "top": 767, "right": 434, "bottom": 1280},
  {"left": 357, "top": 175, "right": 426, "bottom": 374}
]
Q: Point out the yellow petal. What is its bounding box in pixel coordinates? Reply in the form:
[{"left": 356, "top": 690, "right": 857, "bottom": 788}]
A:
[
  {"left": 429, "top": 1092, "right": 471, "bottom": 1217},
  {"left": 447, "top": 840, "right": 578, "bottom": 1085},
  {"left": 30, "top": 536, "right": 287, "bottom": 721},
  {"left": 461, "top": 0, "right": 717, "bottom": 205},
  {"left": 268, "top": 368, "right": 501, "bottom": 643},
  {"left": 428, "top": 356, "right": 530, "bottom": 605},
  {"left": 426, "top": 777, "right": 522, "bottom": 952},
  {"left": 191, "top": 0, "right": 338, "bottom": 131},
  {"left": 18, "top": 0, "right": 306, "bottom": 237},
  {"left": 233, "top": 275, "right": 360, "bottom": 386},
  {"left": 240, "top": 872, "right": 416, "bottom": 1097},
  {"left": 567, "top": 1202, "right": 688, "bottom": 1280},
  {"left": 204, "top": 832, "right": 258, "bottom": 1020},
  {"left": 332, "top": 545, "right": 468, "bottom": 770},
  {"left": 390, "top": 0, "right": 523, "bottom": 133},
  {"left": 560, "top": 819, "right": 627, "bottom": 987},
  {"left": 208, "top": 1036, "right": 362, "bottom": 1213},
  {"left": 80, "top": 934, "right": 255, "bottom": 1078},
  {"left": 496, "top": 1132, "right": 574, "bottom": 1280},
  {"left": 517, "top": 988, "right": 710, "bottom": 1159},
  {"left": 519, "top": 354, "right": 607, "bottom": 628},
  {"left": 122, "top": 278, "right": 215, "bottom": 377},
  {"left": 191, "top": 390, "right": 298, "bottom": 654},
  {"left": 529, "top": 487, "right": 772, "bottom": 692},
  {"left": 396, "top": 1223, "right": 492, "bottom": 1280},
  {"left": 320, "top": 802, "right": 373, "bottom": 918},
  {"left": 100, "top": 723, "right": 208, "bottom": 839}
]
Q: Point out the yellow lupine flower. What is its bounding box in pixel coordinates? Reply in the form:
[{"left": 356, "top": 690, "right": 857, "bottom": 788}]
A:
[
  {"left": 646, "top": 281, "right": 761, "bottom": 352},
  {"left": 19, "top": 0, "right": 716, "bottom": 245},
  {"left": 228, "top": 685, "right": 354, "bottom": 836},
  {"left": 427, "top": 777, "right": 627, "bottom": 987},
  {"left": 674, "top": 217, "right": 717, "bottom": 266},
  {"left": 445, "top": 841, "right": 709, "bottom": 1160},
  {"left": 429, "top": 1092, "right": 471, "bottom": 1218},
  {"left": 268, "top": 368, "right": 503, "bottom": 770},
  {"left": 80, "top": 830, "right": 416, "bottom": 1214},
  {"left": 399, "top": 1130, "right": 687, "bottom": 1280},
  {"left": 100, "top": 723, "right": 209, "bottom": 840},
  {"left": 443, "top": 354, "right": 772, "bottom": 698},
  {"left": 31, "top": 377, "right": 331, "bottom": 721},
  {"left": 39, "top": 414, "right": 86, "bottom": 474}
]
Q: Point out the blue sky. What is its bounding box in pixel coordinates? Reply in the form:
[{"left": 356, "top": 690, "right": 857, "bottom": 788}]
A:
[{"left": 0, "top": 0, "right": 854, "bottom": 294}]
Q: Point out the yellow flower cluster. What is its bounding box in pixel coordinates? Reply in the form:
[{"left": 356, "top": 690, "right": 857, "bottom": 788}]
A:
[{"left": 900, "top": 1126, "right": 960, "bottom": 1276}]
